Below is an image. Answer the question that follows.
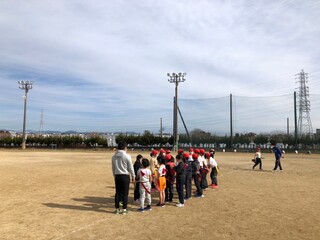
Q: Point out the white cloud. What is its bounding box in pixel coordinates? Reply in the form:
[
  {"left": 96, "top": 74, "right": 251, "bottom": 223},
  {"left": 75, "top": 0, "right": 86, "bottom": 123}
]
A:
[{"left": 0, "top": 0, "right": 319, "bottom": 133}]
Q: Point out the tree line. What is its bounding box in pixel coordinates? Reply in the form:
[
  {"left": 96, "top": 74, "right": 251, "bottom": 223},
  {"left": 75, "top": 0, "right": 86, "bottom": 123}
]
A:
[{"left": 0, "top": 129, "right": 319, "bottom": 150}]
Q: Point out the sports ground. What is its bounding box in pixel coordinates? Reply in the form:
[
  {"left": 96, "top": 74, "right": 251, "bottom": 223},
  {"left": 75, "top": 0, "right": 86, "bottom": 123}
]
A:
[{"left": 0, "top": 149, "right": 319, "bottom": 240}]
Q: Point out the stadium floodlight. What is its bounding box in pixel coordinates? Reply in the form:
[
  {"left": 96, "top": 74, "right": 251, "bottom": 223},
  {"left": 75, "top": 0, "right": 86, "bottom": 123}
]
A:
[
  {"left": 167, "top": 72, "right": 186, "bottom": 151},
  {"left": 18, "top": 81, "right": 33, "bottom": 150}
]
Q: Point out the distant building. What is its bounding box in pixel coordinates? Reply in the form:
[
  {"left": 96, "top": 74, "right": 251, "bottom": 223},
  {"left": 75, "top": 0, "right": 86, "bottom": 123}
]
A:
[
  {"left": 0, "top": 131, "right": 11, "bottom": 138},
  {"left": 104, "top": 134, "right": 116, "bottom": 147}
]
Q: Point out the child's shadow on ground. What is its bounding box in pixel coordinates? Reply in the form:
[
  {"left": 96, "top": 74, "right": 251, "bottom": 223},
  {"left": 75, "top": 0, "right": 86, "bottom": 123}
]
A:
[{"left": 43, "top": 196, "right": 117, "bottom": 214}]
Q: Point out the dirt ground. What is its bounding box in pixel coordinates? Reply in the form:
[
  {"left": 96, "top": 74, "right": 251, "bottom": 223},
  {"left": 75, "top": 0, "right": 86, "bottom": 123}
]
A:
[{"left": 0, "top": 149, "right": 319, "bottom": 240}]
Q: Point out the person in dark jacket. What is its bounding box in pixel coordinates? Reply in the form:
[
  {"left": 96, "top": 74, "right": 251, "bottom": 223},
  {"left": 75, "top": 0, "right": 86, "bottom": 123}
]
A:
[
  {"left": 174, "top": 154, "right": 185, "bottom": 207},
  {"left": 271, "top": 141, "right": 283, "bottom": 172},
  {"left": 133, "top": 154, "right": 143, "bottom": 204}
]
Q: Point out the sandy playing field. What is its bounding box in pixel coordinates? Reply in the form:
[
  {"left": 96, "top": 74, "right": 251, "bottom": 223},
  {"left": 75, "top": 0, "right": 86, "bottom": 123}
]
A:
[{"left": 0, "top": 149, "right": 319, "bottom": 240}]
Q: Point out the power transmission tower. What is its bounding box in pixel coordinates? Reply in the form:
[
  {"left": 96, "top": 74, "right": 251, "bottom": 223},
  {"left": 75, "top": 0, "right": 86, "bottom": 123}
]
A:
[
  {"left": 39, "top": 109, "right": 44, "bottom": 136},
  {"left": 296, "top": 69, "right": 313, "bottom": 138}
]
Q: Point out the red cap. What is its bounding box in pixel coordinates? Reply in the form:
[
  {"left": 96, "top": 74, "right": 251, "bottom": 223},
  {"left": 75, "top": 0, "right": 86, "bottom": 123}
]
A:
[
  {"left": 166, "top": 149, "right": 171, "bottom": 154},
  {"left": 189, "top": 148, "right": 194, "bottom": 153},
  {"left": 200, "top": 149, "right": 205, "bottom": 154},
  {"left": 160, "top": 149, "right": 165, "bottom": 153},
  {"left": 183, "top": 153, "right": 190, "bottom": 159},
  {"left": 205, "top": 152, "right": 210, "bottom": 158},
  {"left": 194, "top": 148, "right": 200, "bottom": 154},
  {"left": 165, "top": 154, "right": 172, "bottom": 161},
  {"left": 151, "top": 150, "right": 158, "bottom": 156},
  {"left": 178, "top": 149, "right": 183, "bottom": 154},
  {"left": 192, "top": 153, "right": 198, "bottom": 159}
]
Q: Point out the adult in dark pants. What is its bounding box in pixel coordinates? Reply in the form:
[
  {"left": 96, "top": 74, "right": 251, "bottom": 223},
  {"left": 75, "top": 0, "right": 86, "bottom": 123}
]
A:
[
  {"left": 271, "top": 141, "right": 283, "bottom": 172},
  {"left": 112, "top": 141, "right": 135, "bottom": 214}
]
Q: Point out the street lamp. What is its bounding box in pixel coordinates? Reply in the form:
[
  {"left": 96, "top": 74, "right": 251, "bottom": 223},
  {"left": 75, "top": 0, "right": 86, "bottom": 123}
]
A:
[
  {"left": 18, "top": 81, "right": 33, "bottom": 150},
  {"left": 167, "top": 72, "right": 186, "bottom": 151}
]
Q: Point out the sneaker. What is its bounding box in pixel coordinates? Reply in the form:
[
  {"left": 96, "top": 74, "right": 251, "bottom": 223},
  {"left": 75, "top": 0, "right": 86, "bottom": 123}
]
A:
[
  {"left": 195, "top": 194, "right": 204, "bottom": 198},
  {"left": 176, "top": 203, "right": 185, "bottom": 207},
  {"left": 211, "top": 185, "right": 219, "bottom": 189},
  {"left": 114, "top": 209, "right": 121, "bottom": 215},
  {"left": 122, "top": 209, "right": 129, "bottom": 215},
  {"left": 119, "top": 201, "right": 123, "bottom": 207},
  {"left": 156, "top": 202, "right": 161, "bottom": 207},
  {"left": 161, "top": 203, "right": 166, "bottom": 207},
  {"left": 144, "top": 205, "right": 152, "bottom": 211},
  {"left": 137, "top": 208, "right": 145, "bottom": 213}
]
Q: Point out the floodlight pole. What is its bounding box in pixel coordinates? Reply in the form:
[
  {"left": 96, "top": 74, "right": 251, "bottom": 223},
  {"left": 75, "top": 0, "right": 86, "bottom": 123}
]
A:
[
  {"left": 18, "top": 81, "right": 33, "bottom": 150},
  {"left": 167, "top": 72, "right": 186, "bottom": 151}
]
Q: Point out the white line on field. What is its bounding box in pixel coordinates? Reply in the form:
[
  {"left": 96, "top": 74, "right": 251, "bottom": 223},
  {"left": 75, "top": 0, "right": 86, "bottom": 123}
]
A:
[{"left": 51, "top": 218, "right": 106, "bottom": 240}]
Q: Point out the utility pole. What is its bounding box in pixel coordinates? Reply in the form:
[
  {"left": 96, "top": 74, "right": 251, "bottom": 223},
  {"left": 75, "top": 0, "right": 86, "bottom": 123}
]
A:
[
  {"left": 160, "top": 117, "right": 163, "bottom": 138},
  {"left": 167, "top": 72, "right": 186, "bottom": 151},
  {"left": 296, "top": 70, "right": 313, "bottom": 138},
  {"left": 18, "top": 81, "right": 33, "bottom": 150},
  {"left": 39, "top": 109, "right": 44, "bottom": 136},
  {"left": 230, "top": 94, "right": 233, "bottom": 151}
]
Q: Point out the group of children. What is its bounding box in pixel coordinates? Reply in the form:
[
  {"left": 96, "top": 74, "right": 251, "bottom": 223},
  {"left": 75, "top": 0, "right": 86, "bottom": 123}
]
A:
[{"left": 133, "top": 148, "right": 219, "bottom": 212}]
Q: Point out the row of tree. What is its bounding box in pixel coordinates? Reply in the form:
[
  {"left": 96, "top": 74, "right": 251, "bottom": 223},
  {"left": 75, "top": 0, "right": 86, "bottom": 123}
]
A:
[
  {"left": 0, "top": 135, "right": 108, "bottom": 148},
  {"left": 0, "top": 129, "right": 319, "bottom": 149}
]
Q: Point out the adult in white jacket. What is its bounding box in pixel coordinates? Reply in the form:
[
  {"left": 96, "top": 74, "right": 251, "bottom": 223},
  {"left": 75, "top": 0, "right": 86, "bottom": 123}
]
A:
[{"left": 112, "top": 141, "right": 135, "bottom": 214}]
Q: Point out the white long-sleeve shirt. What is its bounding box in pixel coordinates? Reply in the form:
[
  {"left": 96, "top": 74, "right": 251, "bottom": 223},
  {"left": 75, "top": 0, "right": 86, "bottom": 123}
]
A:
[{"left": 112, "top": 150, "right": 135, "bottom": 178}]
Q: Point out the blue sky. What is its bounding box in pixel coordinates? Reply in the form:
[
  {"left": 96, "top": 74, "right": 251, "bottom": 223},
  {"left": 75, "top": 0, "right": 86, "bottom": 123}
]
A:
[{"left": 0, "top": 0, "right": 320, "bottom": 134}]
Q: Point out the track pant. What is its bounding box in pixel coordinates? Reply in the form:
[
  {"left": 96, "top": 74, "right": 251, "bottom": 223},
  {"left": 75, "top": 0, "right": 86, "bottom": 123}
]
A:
[
  {"left": 253, "top": 158, "right": 262, "bottom": 169},
  {"left": 193, "top": 173, "right": 203, "bottom": 195},
  {"left": 134, "top": 182, "right": 140, "bottom": 201},
  {"left": 139, "top": 182, "right": 151, "bottom": 208},
  {"left": 114, "top": 174, "right": 130, "bottom": 209},
  {"left": 165, "top": 179, "right": 174, "bottom": 202},
  {"left": 273, "top": 158, "right": 283, "bottom": 170},
  {"left": 201, "top": 170, "right": 208, "bottom": 189},
  {"left": 210, "top": 167, "right": 218, "bottom": 185},
  {"left": 185, "top": 173, "right": 192, "bottom": 199},
  {"left": 176, "top": 179, "right": 184, "bottom": 204}
]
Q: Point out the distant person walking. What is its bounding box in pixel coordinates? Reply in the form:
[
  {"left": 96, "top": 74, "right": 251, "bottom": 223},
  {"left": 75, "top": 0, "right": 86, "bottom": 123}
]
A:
[
  {"left": 271, "top": 141, "right": 283, "bottom": 172},
  {"left": 252, "top": 147, "right": 263, "bottom": 170},
  {"left": 112, "top": 141, "right": 135, "bottom": 214}
]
